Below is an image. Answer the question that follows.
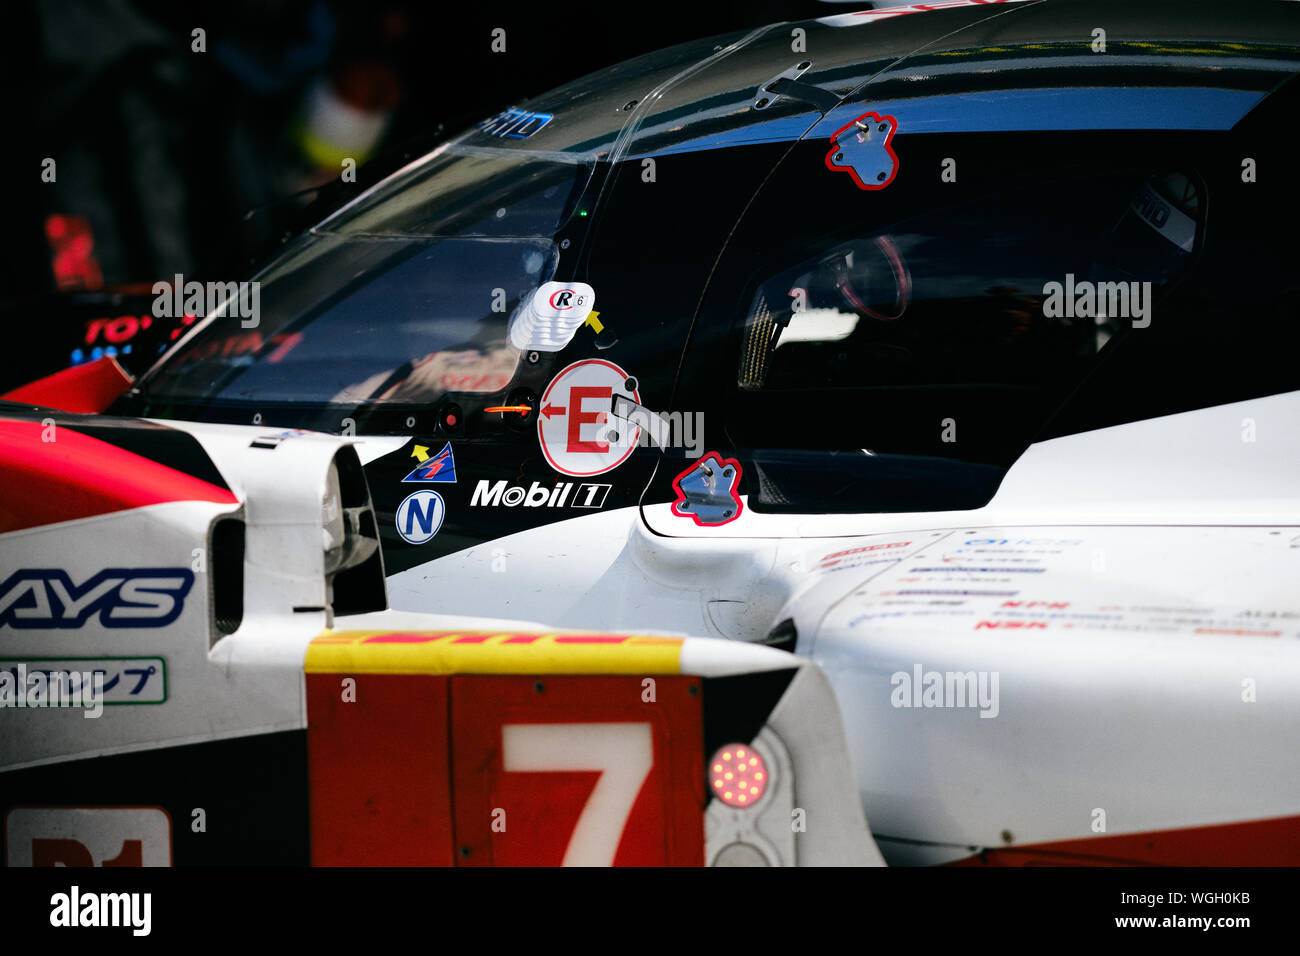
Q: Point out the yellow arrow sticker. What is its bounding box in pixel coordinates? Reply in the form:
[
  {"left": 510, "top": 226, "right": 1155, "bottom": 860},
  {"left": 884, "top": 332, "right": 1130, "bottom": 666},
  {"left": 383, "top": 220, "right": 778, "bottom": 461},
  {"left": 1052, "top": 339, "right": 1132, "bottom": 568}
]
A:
[
  {"left": 411, "top": 444, "right": 429, "bottom": 462},
  {"left": 585, "top": 311, "right": 604, "bottom": 334}
]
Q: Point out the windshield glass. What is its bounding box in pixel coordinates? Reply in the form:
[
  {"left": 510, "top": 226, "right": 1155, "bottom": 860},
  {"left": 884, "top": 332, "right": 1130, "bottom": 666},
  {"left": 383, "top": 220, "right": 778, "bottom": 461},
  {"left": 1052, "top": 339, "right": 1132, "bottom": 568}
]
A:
[
  {"left": 329, "top": 144, "right": 594, "bottom": 238},
  {"left": 132, "top": 145, "right": 591, "bottom": 422},
  {"left": 146, "top": 233, "right": 556, "bottom": 406}
]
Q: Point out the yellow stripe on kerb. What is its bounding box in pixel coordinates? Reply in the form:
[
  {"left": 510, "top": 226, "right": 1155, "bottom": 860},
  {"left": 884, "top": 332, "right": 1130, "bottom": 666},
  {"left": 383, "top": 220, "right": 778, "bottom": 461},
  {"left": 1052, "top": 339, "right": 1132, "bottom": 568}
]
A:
[{"left": 305, "top": 630, "right": 684, "bottom": 675}]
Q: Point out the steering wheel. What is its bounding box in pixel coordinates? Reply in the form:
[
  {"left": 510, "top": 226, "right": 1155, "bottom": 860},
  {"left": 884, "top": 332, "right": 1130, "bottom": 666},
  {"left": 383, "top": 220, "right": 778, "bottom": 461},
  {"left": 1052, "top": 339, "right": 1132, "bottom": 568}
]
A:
[{"left": 827, "top": 235, "right": 911, "bottom": 322}]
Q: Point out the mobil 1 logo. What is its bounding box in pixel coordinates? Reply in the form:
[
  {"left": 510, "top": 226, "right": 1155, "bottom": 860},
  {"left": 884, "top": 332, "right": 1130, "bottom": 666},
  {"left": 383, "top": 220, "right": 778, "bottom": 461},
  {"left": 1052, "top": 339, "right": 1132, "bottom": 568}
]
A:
[{"left": 471, "top": 480, "right": 611, "bottom": 510}]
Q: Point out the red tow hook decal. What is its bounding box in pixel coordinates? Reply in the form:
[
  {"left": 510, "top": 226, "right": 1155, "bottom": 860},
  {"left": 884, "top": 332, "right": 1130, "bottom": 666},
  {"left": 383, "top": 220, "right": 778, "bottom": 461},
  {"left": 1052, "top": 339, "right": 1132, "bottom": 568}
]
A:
[
  {"left": 825, "top": 111, "right": 899, "bottom": 190},
  {"left": 670, "top": 452, "right": 743, "bottom": 527}
]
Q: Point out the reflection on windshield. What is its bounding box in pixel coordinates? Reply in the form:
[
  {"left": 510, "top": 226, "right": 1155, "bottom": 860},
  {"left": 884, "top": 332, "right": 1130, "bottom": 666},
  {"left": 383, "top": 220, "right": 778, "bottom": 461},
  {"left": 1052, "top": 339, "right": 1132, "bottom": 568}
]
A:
[
  {"left": 137, "top": 145, "right": 589, "bottom": 413},
  {"left": 337, "top": 345, "right": 520, "bottom": 403},
  {"left": 324, "top": 145, "right": 593, "bottom": 238},
  {"left": 144, "top": 234, "right": 555, "bottom": 406}
]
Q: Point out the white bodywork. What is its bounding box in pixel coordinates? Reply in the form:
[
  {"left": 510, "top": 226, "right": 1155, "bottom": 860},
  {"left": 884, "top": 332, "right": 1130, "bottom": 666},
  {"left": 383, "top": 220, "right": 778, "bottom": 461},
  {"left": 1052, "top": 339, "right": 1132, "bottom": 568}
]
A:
[
  {"left": 0, "top": 418, "right": 880, "bottom": 866},
  {"left": 386, "top": 390, "right": 1300, "bottom": 862},
  {"left": 4, "top": 389, "right": 1297, "bottom": 864}
]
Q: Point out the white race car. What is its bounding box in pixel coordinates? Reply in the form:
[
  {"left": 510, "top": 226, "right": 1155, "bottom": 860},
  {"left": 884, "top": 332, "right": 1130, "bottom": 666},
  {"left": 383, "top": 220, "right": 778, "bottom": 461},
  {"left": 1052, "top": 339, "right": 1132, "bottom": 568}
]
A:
[{"left": 4, "top": 0, "right": 1300, "bottom": 866}]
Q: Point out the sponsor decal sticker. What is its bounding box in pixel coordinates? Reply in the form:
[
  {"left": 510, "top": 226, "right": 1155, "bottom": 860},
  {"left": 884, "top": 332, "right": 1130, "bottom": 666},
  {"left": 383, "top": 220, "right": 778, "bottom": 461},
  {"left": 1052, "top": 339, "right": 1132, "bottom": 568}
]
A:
[
  {"left": 403, "top": 441, "right": 457, "bottom": 483},
  {"left": 0, "top": 658, "right": 166, "bottom": 705},
  {"left": 816, "top": 540, "right": 911, "bottom": 571},
  {"left": 395, "top": 490, "right": 445, "bottom": 544},
  {"left": 0, "top": 569, "right": 193, "bottom": 629},
  {"left": 962, "top": 539, "right": 1084, "bottom": 547},
  {"left": 305, "top": 629, "right": 685, "bottom": 675},
  {"left": 478, "top": 108, "right": 554, "bottom": 139},
  {"left": 910, "top": 566, "right": 1046, "bottom": 574},
  {"left": 893, "top": 589, "right": 1019, "bottom": 597},
  {"left": 470, "top": 479, "right": 611, "bottom": 509},
  {"left": 508, "top": 282, "right": 598, "bottom": 352}
]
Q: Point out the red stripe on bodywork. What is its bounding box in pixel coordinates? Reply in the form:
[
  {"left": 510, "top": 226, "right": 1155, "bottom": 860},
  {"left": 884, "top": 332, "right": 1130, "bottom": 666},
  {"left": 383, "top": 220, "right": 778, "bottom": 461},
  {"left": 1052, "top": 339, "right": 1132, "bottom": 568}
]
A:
[
  {"left": 951, "top": 813, "right": 1300, "bottom": 866},
  {"left": 0, "top": 418, "right": 237, "bottom": 533},
  {"left": 363, "top": 633, "right": 451, "bottom": 644},
  {"left": 2, "top": 356, "right": 133, "bottom": 413}
]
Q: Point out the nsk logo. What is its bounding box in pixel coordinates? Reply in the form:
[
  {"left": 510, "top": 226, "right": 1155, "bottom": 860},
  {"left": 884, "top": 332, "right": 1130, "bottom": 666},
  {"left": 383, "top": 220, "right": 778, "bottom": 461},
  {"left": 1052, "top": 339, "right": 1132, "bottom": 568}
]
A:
[
  {"left": 0, "top": 569, "right": 194, "bottom": 629},
  {"left": 471, "top": 480, "right": 611, "bottom": 509}
]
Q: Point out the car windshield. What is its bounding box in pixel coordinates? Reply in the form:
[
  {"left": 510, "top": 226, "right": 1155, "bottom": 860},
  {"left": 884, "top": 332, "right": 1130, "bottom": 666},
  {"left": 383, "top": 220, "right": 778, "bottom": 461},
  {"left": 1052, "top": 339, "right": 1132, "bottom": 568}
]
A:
[
  {"left": 326, "top": 144, "right": 594, "bottom": 239},
  {"left": 131, "top": 145, "right": 593, "bottom": 421}
]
